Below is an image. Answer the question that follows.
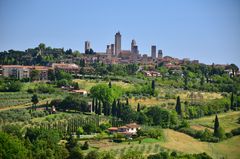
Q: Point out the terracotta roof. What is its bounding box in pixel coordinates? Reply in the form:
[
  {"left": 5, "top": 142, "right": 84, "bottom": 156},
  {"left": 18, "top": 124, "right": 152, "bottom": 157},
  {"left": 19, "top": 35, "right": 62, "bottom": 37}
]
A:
[
  {"left": 126, "top": 123, "right": 140, "bottom": 128},
  {"left": 118, "top": 126, "right": 128, "bottom": 129},
  {"left": 2, "top": 65, "right": 49, "bottom": 70},
  {"left": 108, "top": 127, "right": 118, "bottom": 131}
]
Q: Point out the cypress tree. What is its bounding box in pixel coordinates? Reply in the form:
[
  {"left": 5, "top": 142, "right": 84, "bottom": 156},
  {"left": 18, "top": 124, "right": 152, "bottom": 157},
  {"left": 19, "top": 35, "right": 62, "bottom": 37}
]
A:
[
  {"left": 175, "top": 96, "right": 182, "bottom": 116},
  {"left": 94, "top": 98, "right": 98, "bottom": 113},
  {"left": 117, "top": 99, "right": 121, "bottom": 118},
  {"left": 108, "top": 81, "right": 112, "bottom": 88},
  {"left": 151, "top": 80, "right": 155, "bottom": 95},
  {"left": 103, "top": 102, "right": 107, "bottom": 115},
  {"left": 231, "top": 91, "right": 234, "bottom": 110},
  {"left": 107, "top": 103, "right": 111, "bottom": 116},
  {"left": 97, "top": 100, "right": 101, "bottom": 115},
  {"left": 137, "top": 103, "right": 141, "bottom": 112},
  {"left": 214, "top": 114, "right": 219, "bottom": 137},
  {"left": 112, "top": 99, "right": 117, "bottom": 116},
  {"left": 92, "top": 98, "right": 95, "bottom": 112}
]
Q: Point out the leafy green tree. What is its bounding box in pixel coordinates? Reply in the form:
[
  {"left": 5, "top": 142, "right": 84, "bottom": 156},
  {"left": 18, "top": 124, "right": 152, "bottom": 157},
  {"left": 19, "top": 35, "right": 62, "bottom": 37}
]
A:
[
  {"left": 146, "top": 106, "right": 175, "bottom": 127},
  {"left": 90, "top": 84, "right": 122, "bottom": 106},
  {"left": 0, "top": 132, "right": 28, "bottom": 159},
  {"left": 68, "top": 147, "right": 84, "bottom": 159},
  {"left": 59, "top": 95, "right": 88, "bottom": 112},
  {"left": 137, "top": 112, "right": 148, "bottom": 124},
  {"left": 0, "top": 80, "right": 23, "bottom": 92},
  {"left": 30, "top": 70, "right": 40, "bottom": 81},
  {"left": 215, "top": 127, "right": 226, "bottom": 140},
  {"left": 55, "top": 70, "right": 72, "bottom": 81},
  {"left": 83, "top": 123, "right": 98, "bottom": 134},
  {"left": 120, "top": 104, "right": 137, "bottom": 123},
  {"left": 38, "top": 43, "right": 46, "bottom": 51},
  {"left": 85, "top": 150, "right": 99, "bottom": 159},
  {"left": 76, "top": 127, "right": 84, "bottom": 136}
]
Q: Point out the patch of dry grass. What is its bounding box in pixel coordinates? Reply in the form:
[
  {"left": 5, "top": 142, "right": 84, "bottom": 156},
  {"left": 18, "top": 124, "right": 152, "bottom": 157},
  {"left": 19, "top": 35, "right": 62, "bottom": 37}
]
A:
[{"left": 161, "top": 129, "right": 240, "bottom": 159}]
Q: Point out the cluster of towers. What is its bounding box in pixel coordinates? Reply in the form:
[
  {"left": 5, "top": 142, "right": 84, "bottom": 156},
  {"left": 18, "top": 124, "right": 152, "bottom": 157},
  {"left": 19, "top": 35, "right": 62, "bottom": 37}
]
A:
[
  {"left": 84, "top": 31, "right": 163, "bottom": 59},
  {"left": 106, "top": 31, "right": 139, "bottom": 56}
]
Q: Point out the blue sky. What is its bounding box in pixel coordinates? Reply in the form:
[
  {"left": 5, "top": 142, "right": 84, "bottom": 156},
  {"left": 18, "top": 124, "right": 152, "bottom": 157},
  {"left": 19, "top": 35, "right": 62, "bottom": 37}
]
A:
[{"left": 0, "top": 0, "right": 240, "bottom": 66}]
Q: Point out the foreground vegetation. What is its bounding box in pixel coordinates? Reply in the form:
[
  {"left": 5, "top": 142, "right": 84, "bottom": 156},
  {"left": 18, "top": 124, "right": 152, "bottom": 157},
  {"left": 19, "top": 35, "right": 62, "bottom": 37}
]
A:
[{"left": 1, "top": 44, "right": 240, "bottom": 158}]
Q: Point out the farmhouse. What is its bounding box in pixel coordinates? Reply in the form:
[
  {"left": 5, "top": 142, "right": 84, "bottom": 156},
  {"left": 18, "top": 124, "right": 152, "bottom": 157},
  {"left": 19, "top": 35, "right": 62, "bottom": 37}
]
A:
[{"left": 108, "top": 123, "right": 140, "bottom": 135}]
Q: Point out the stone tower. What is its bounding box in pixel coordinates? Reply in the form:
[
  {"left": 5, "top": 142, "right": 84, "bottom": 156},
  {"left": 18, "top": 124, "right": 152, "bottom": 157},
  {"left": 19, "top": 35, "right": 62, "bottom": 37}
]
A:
[
  {"left": 115, "top": 31, "right": 121, "bottom": 56},
  {"left": 151, "top": 45, "right": 157, "bottom": 59},
  {"left": 85, "top": 41, "right": 91, "bottom": 52}
]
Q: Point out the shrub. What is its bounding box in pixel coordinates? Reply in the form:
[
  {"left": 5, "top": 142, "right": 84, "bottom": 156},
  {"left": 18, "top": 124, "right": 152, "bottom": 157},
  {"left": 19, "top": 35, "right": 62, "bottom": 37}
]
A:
[
  {"left": 225, "top": 132, "right": 233, "bottom": 138},
  {"left": 231, "top": 127, "right": 240, "bottom": 136},
  {"left": 81, "top": 141, "right": 89, "bottom": 150}
]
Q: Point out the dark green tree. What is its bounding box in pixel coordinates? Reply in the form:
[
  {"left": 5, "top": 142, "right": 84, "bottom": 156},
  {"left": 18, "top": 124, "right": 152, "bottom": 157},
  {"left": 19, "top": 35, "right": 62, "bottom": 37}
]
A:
[
  {"left": 97, "top": 100, "right": 101, "bottom": 115},
  {"left": 82, "top": 141, "right": 89, "bottom": 150},
  {"left": 117, "top": 99, "right": 121, "bottom": 118},
  {"left": 92, "top": 98, "right": 95, "bottom": 112},
  {"left": 31, "top": 94, "right": 39, "bottom": 110},
  {"left": 95, "top": 98, "right": 98, "bottom": 113},
  {"left": 69, "top": 147, "right": 84, "bottom": 159},
  {"left": 231, "top": 91, "right": 234, "bottom": 110},
  {"left": 112, "top": 99, "right": 117, "bottom": 117},
  {"left": 0, "top": 132, "right": 28, "bottom": 159},
  {"left": 137, "top": 103, "right": 141, "bottom": 112},
  {"left": 214, "top": 114, "right": 219, "bottom": 137},
  {"left": 175, "top": 96, "right": 182, "bottom": 116},
  {"left": 126, "top": 98, "right": 129, "bottom": 105},
  {"left": 151, "top": 80, "right": 155, "bottom": 95}
]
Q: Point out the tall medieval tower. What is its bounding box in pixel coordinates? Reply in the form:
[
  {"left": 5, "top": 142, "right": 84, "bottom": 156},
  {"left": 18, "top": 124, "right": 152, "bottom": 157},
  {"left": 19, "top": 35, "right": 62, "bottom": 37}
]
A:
[{"left": 115, "top": 31, "right": 121, "bottom": 56}]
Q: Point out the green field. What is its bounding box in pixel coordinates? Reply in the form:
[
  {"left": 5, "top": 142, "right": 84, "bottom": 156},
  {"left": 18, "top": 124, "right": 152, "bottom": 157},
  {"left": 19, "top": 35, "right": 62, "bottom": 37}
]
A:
[
  {"left": 189, "top": 111, "right": 240, "bottom": 132},
  {"left": 73, "top": 79, "right": 135, "bottom": 91}
]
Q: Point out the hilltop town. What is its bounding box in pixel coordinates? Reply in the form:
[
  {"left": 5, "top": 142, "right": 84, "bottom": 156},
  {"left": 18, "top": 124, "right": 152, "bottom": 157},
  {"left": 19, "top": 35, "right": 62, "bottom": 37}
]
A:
[{"left": 0, "top": 32, "right": 239, "bottom": 81}]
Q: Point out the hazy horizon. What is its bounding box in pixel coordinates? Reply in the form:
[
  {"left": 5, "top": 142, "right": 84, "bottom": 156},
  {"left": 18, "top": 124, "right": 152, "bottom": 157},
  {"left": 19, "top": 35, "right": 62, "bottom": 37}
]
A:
[{"left": 1, "top": 0, "right": 240, "bottom": 66}]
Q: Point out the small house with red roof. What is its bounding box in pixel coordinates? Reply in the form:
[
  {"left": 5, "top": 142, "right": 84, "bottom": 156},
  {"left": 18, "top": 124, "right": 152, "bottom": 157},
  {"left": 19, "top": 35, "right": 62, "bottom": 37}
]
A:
[{"left": 108, "top": 123, "right": 140, "bottom": 135}]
